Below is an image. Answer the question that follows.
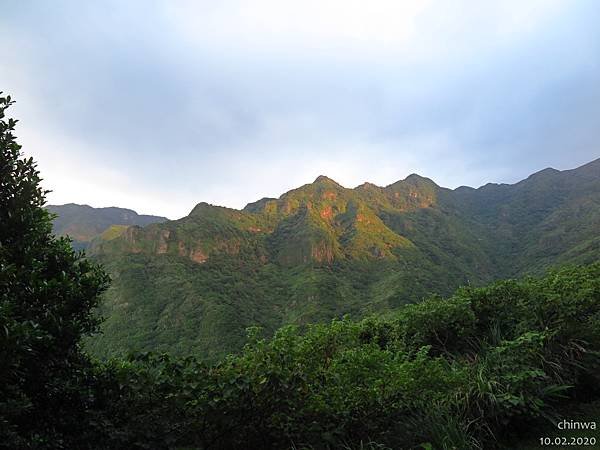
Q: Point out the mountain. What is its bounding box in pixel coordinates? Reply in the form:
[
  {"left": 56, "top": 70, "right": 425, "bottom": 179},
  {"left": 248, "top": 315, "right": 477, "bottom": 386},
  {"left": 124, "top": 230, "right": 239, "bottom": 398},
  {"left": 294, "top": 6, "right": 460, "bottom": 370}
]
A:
[
  {"left": 453, "top": 158, "right": 600, "bottom": 274},
  {"left": 47, "top": 204, "right": 168, "bottom": 250},
  {"left": 85, "top": 158, "right": 600, "bottom": 360}
]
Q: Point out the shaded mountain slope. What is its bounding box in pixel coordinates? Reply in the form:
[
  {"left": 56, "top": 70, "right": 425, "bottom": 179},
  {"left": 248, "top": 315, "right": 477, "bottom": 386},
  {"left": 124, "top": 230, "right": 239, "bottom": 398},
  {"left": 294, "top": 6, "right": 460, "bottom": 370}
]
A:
[{"left": 452, "top": 157, "right": 600, "bottom": 274}]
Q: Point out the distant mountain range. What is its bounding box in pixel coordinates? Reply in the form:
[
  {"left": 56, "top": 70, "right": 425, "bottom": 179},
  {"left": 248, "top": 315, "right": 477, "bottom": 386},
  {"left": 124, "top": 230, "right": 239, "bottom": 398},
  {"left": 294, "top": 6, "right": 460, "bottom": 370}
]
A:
[
  {"left": 49, "top": 158, "right": 600, "bottom": 360},
  {"left": 46, "top": 204, "right": 167, "bottom": 250}
]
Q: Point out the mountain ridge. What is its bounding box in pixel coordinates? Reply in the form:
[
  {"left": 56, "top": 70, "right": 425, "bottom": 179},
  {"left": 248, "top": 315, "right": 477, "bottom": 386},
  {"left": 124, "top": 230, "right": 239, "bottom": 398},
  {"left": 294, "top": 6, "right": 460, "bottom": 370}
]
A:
[
  {"left": 74, "top": 157, "right": 599, "bottom": 360},
  {"left": 47, "top": 203, "right": 167, "bottom": 250},
  {"left": 99, "top": 158, "right": 600, "bottom": 268}
]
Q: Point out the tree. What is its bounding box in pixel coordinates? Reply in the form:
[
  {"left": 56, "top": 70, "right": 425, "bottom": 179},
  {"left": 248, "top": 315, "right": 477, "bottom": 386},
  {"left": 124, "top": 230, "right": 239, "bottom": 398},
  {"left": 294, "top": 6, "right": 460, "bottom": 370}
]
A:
[{"left": 0, "top": 94, "right": 110, "bottom": 448}]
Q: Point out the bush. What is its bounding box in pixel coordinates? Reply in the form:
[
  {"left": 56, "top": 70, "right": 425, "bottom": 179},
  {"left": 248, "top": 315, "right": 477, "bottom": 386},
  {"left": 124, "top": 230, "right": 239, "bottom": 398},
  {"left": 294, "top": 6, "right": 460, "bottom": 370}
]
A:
[
  {"left": 90, "top": 263, "right": 600, "bottom": 449},
  {"left": 0, "top": 94, "right": 109, "bottom": 448}
]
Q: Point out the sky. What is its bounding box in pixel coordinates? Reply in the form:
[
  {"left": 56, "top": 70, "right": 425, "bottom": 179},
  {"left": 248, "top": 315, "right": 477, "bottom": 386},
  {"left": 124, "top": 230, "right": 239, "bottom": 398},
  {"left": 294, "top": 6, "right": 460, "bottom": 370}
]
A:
[{"left": 1, "top": 1, "right": 599, "bottom": 219}]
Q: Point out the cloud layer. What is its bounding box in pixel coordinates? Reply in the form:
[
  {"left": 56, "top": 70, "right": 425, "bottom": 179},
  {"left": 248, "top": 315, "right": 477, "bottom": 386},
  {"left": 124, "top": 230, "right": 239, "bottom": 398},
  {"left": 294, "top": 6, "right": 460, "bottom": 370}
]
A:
[{"left": 1, "top": 0, "right": 599, "bottom": 218}]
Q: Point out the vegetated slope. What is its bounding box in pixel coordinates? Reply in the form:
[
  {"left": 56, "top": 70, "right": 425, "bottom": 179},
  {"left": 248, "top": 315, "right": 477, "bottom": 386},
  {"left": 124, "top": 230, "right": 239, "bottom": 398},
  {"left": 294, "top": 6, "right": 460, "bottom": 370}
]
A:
[
  {"left": 453, "top": 158, "right": 600, "bottom": 275},
  {"left": 86, "top": 158, "right": 600, "bottom": 360},
  {"left": 91, "top": 264, "right": 600, "bottom": 450},
  {"left": 47, "top": 203, "right": 167, "bottom": 250}
]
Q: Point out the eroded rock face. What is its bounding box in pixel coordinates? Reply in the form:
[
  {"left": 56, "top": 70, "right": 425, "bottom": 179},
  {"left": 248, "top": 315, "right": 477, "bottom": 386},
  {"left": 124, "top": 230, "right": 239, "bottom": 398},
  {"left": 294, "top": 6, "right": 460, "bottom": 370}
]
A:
[
  {"left": 123, "top": 226, "right": 142, "bottom": 253},
  {"left": 407, "top": 190, "right": 435, "bottom": 208},
  {"left": 310, "top": 241, "right": 335, "bottom": 263},
  {"left": 322, "top": 191, "right": 337, "bottom": 201},
  {"left": 176, "top": 241, "right": 208, "bottom": 263},
  {"left": 157, "top": 230, "right": 171, "bottom": 254},
  {"left": 190, "top": 248, "right": 208, "bottom": 263},
  {"left": 320, "top": 205, "right": 334, "bottom": 220}
]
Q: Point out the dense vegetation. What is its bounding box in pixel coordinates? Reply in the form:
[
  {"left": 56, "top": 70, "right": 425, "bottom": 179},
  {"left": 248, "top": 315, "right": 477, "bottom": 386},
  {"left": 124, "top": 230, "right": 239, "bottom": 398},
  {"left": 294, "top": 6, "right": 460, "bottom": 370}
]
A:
[
  {"left": 87, "top": 263, "right": 600, "bottom": 449},
  {"left": 0, "top": 94, "right": 110, "bottom": 447},
  {"left": 80, "top": 156, "right": 600, "bottom": 360}
]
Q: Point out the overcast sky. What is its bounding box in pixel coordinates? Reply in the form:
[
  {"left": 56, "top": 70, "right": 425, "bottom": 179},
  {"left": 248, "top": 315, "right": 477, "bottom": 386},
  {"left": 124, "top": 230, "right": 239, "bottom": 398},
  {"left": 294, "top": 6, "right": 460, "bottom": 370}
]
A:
[{"left": 1, "top": 1, "right": 599, "bottom": 218}]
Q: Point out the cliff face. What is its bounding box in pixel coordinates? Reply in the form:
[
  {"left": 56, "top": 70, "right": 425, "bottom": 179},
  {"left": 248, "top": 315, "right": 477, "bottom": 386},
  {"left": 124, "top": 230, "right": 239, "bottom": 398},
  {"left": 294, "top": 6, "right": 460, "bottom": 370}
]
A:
[{"left": 82, "top": 158, "right": 600, "bottom": 361}]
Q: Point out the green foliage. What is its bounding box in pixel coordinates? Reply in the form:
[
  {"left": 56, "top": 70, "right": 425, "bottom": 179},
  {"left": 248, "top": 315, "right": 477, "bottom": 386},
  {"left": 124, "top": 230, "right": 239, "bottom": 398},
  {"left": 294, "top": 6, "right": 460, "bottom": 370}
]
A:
[
  {"left": 0, "top": 94, "right": 110, "bottom": 448},
  {"left": 87, "top": 252, "right": 461, "bottom": 361},
  {"left": 87, "top": 264, "right": 600, "bottom": 449}
]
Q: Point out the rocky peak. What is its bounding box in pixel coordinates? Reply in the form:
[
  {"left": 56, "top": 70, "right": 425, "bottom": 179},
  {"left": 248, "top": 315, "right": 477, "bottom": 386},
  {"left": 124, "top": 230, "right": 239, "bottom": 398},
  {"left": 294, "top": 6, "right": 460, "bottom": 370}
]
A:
[
  {"left": 355, "top": 182, "right": 380, "bottom": 190},
  {"left": 403, "top": 173, "right": 437, "bottom": 185},
  {"left": 313, "top": 175, "right": 340, "bottom": 185},
  {"left": 189, "top": 202, "right": 218, "bottom": 216}
]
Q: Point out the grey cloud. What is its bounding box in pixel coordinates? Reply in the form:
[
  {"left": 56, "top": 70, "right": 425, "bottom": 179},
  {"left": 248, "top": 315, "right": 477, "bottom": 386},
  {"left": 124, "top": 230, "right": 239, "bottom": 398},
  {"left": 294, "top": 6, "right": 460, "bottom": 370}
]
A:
[{"left": 1, "top": 0, "right": 599, "bottom": 217}]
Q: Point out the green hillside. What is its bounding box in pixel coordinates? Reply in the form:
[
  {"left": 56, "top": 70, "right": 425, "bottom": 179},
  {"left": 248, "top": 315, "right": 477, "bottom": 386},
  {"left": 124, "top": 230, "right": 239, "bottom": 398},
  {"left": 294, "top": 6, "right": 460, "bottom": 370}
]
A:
[
  {"left": 84, "top": 158, "right": 600, "bottom": 360},
  {"left": 47, "top": 203, "right": 167, "bottom": 250},
  {"left": 85, "top": 264, "right": 600, "bottom": 449}
]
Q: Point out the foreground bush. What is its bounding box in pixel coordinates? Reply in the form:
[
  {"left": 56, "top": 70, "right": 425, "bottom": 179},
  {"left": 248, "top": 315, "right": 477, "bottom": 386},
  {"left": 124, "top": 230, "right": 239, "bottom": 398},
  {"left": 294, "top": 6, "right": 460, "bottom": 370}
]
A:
[
  {"left": 0, "top": 94, "right": 110, "bottom": 449},
  {"left": 93, "top": 263, "right": 600, "bottom": 449}
]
